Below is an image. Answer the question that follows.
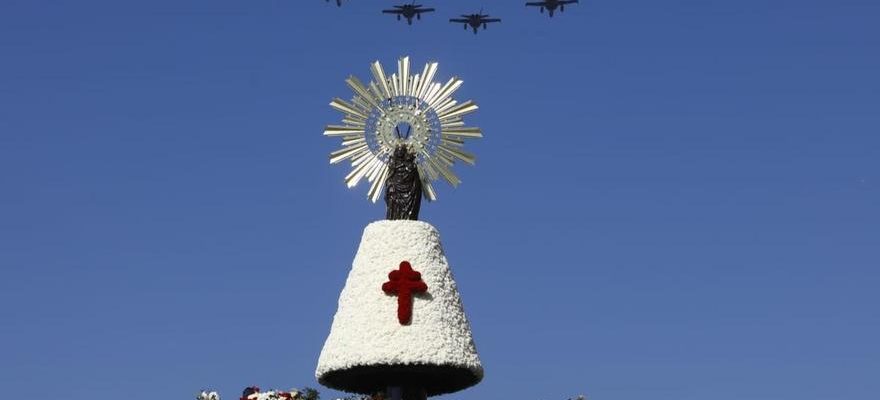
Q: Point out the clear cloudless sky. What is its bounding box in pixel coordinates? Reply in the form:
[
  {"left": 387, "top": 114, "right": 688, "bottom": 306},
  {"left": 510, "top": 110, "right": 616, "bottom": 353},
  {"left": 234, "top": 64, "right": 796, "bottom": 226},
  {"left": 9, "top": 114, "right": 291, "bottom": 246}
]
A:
[{"left": 1, "top": 0, "right": 878, "bottom": 399}]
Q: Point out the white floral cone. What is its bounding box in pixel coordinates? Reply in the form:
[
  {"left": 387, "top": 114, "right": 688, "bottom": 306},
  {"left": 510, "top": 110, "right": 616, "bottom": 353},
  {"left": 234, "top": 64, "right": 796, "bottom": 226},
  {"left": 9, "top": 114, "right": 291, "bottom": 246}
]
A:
[{"left": 316, "top": 220, "right": 483, "bottom": 395}]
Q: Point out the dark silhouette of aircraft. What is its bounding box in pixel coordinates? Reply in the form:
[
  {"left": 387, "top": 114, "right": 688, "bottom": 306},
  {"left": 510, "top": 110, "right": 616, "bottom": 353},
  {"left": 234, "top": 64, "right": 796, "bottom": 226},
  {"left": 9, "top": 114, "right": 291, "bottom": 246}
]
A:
[
  {"left": 382, "top": 3, "right": 436, "bottom": 25},
  {"left": 449, "top": 11, "right": 501, "bottom": 34},
  {"left": 326, "top": 0, "right": 343, "bottom": 6},
  {"left": 526, "top": 0, "right": 579, "bottom": 17}
]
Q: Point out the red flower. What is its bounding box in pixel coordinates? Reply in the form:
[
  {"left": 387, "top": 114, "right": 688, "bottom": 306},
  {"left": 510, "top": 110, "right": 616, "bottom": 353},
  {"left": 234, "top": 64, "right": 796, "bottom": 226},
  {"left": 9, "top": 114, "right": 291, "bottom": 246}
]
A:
[{"left": 382, "top": 261, "right": 428, "bottom": 324}]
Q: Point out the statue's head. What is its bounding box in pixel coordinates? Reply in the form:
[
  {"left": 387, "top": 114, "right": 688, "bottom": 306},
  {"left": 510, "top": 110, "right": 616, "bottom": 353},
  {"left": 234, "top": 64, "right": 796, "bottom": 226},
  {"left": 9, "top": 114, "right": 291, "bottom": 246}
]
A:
[{"left": 393, "top": 144, "right": 416, "bottom": 162}]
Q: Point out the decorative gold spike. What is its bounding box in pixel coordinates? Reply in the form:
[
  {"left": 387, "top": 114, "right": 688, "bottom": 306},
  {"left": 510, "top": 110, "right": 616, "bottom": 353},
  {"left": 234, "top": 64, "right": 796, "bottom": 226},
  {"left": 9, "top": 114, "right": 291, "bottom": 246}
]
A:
[
  {"left": 421, "top": 177, "right": 438, "bottom": 201},
  {"left": 429, "top": 156, "right": 461, "bottom": 187},
  {"left": 330, "top": 98, "right": 368, "bottom": 120},
  {"left": 418, "top": 63, "right": 438, "bottom": 99},
  {"left": 439, "top": 145, "right": 476, "bottom": 165},
  {"left": 369, "top": 82, "right": 385, "bottom": 103},
  {"left": 350, "top": 148, "right": 375, "bottom": 167},
  {"left": 438, "top": 101, "right": 478, "bottom": 120},
  {"left": 411, "top": 74, "right": 420, "bottom": 98},
  {"left": 329, "top": 143, "right": 369, "bottom": 164},
  {"left": 345, "top": 155, "right": 374, "bottom": 183},
  {"left": 399, "top": 56, "right": 410, "bottom": 97},
  {"left": 433, "top": 98, "right": 458, "bottom": 116},
  {"left": 441, "top": 137, "right": 465, "bottom": 146},
  {"left": 391, "top": 73, "right": 400, "bottom": 97},
  {"left": 424, "top": 78, "right": 451, "bottom": 107},
  {"left": 342, "top": 137, "right": 367, "bottom": 147},
  {"left": 368, "top": 166, "right": 389, "bottom": 203},
  {"left": 427, "top": 78, "right": 463, "bottom": 108},
  {"left": 423, "top": 82, "right": 441, "bottom": 106},
  {"left": 345, "top": 156, "right": 380, "bottom": 188},
  {"left": 346, "top": 76, "right": 381, "bottom": 108},
  {"left": 434, "top": 150, "right": 455, "bottom": 167},
  {"left": 442, "top": 127, "right": 483, "bottom": 138},
  {"left": 365, "top": 155, "right": 386, "bottom": 183},
  {"left": 324, "top": 125, "right": 365, "bottom": 136},
  {"left": 440, "top": 120, "right": 466, "bottom": 129},
  {"left": 370, "top": 61, "right": 392, "bottom": 99}
]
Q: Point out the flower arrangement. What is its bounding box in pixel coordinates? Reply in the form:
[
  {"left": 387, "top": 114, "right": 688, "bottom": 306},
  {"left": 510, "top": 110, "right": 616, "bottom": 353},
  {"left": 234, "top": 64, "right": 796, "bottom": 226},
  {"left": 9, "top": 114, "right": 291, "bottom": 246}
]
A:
[
  {"left": 197, "top": 391, "right": 220, "bottom": 400},
  {"left": 240, "top": 387, "right": 320, "bottom": 400}
]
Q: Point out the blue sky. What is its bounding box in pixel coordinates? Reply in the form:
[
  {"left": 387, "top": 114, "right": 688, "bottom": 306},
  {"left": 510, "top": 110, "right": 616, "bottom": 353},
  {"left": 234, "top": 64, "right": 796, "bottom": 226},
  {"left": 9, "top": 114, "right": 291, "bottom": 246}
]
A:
[{"left": 1, "top": 0, "right": 878, "bottom": 399}]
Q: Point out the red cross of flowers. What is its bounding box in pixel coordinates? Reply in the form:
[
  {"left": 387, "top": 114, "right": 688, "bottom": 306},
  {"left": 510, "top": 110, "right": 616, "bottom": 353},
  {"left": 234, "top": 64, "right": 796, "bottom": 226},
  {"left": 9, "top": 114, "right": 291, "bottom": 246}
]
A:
[{"left": 382, "top": 261, "right": 428, "bottom": 325}]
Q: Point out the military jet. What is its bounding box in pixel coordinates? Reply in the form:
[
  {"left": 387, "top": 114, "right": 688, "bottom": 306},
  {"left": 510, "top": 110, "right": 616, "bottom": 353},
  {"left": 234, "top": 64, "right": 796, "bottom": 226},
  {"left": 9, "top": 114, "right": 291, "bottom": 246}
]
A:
[
  {"left": 382, "top": 3, "right": 436, "bottom": 25},
  {"left": 326, "top": 0, "right": 343, "bottom": 6},
  {"left": 449, "top": 12, "right": 501, "bottom": 34},
  {"left": 526, "top": 0, "right": 579, "bottom": 17}
]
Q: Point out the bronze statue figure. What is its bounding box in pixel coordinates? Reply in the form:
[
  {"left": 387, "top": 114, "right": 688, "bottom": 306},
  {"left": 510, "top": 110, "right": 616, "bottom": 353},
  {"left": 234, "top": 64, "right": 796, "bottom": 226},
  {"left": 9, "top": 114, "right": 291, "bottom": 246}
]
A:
[{"left": 385, "top": 146, "right": 422, "bottom": 220}]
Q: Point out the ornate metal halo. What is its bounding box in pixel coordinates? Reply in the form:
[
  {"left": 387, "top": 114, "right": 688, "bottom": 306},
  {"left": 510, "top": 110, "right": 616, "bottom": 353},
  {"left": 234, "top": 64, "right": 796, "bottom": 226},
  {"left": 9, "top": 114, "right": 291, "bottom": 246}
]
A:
[{"left": 324, "top": 56, "right": 483, "bottom": 202}]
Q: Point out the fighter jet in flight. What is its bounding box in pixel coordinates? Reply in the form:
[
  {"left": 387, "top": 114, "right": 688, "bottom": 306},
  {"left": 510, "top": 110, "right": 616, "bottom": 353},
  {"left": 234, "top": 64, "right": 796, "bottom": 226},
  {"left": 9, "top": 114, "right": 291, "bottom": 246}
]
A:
[
  {"left": 382, "top": 3, "right": 436, "bottom": 25},
  {"left": 326, "top": 0, "right": 343, "bottom": 6},
  {"left": 449, "top": 12, "right": 501, "bottom": 34},
  {"left": 526, "top": 0, "right": 579, "bottom": 17}
]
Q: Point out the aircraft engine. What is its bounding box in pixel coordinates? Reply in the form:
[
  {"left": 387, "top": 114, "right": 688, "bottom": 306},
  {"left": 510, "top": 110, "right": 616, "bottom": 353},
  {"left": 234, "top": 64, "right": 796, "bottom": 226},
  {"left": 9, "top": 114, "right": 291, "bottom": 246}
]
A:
[
  {"left": 397, "top": 14, "right": 401, "bottom": 20},
  {"left": 417, "top": 13, "right": 421, "bottom": 20},
  {"left": 463, "top": 23, "right": 467, "bottom": 30},
  {"left": 483, "top": 23, "right": 487, "bottom": 29},
  {"left": 561, "top": 4, "right": 565, "bottom": 11},
  {"left": 540, "top": 6, "right": 544, "bottom": 13}
]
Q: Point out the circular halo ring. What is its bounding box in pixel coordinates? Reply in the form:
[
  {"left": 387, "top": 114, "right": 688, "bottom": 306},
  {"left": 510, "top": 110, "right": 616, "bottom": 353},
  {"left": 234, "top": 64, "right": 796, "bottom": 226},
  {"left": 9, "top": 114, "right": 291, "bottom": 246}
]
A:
[
  {"left": 365, "top": 95, "right": 442, "bottom": 165},
  {"left": 324, "top": 56, "right": 483, "bottom": 203}
]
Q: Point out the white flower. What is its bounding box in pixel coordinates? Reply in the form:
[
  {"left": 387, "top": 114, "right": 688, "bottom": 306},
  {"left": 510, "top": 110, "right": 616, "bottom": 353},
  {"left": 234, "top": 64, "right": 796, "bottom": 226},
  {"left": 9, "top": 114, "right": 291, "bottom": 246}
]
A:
[
  {"left": 197, "top": 391, "right": 220, "bottom": 400},
  {"left": 257, "top": 392, "right": 276, "bottom": 400}
]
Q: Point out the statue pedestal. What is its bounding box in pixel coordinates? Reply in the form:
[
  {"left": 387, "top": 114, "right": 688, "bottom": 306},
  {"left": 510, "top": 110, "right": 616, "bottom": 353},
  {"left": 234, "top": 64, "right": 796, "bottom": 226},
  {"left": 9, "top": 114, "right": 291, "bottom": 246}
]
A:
[
  {"left": 386, "top": 386, "right": 427, "bottom": 400},
  {"left": 316, "top": 220, "right": 483, "bottom": 396}
]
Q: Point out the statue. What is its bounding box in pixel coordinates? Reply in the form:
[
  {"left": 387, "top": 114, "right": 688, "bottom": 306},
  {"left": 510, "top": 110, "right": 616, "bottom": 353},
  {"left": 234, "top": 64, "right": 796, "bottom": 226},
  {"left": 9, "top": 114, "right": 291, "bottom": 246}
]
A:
[
  {"left": 385, "top": 146, "right": 422, "bottom": 220},
  {"left": 319, "top": 56, "right": 486, "bottom": 400}
]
